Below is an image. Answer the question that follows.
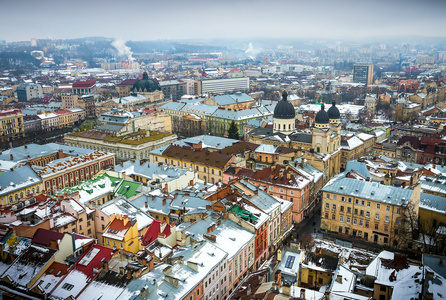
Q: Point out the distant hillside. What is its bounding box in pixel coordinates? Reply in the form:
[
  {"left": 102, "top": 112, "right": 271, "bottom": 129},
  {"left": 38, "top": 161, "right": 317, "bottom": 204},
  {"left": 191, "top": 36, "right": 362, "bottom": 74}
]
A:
[{"left": 0, "top": 52, "right": 40, "bottom": 69}]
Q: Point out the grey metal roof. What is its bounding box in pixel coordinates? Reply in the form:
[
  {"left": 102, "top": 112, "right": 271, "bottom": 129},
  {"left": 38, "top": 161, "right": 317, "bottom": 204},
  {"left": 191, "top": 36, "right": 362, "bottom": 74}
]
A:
[
  {"left": 0, "top": 143, "right": 92, "bottom": 162},
  {"left": 0, "top": 165, "right": 42, "bottom": 196},
  {"left": 322, "top": 177, "right": 414, "bottom": 206},
  {"left": 420, "top": 192, "right": 446, "bottom": 212}
]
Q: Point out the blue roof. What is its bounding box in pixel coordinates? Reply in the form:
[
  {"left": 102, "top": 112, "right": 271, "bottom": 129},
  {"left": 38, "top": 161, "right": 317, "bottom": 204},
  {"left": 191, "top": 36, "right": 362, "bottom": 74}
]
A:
[
  {"left": 419, "top": 192, "right": 446, "bottom": 213},
  {"left": 0, "top": 143, "right": 92, "bottom": 163},
  {"left": 213, "top": 93, "right": 254, "bottom": 106},
  {"left": 159, "top": 101, "right": 186, "bottom": 111},
  {"left": 346, "top": 161, "right": 371, "bottom": 178},
  {"left": 322, "top": 177, "right": 413, "bottom": 206},
  {"left": 0, "top": 165, "right": 42, "bottom": 196}
]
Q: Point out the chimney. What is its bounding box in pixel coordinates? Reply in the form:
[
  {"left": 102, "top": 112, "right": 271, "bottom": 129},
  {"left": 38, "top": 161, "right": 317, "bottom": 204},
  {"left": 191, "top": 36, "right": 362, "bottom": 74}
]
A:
[
  {"left": 120, "top": 161, "right": 123, "bottom": 167},
  {"left": 162, "top": 197, "right": 166, "bottom": 206},
  {"left": 189, "top": 180, "right": 194, "bottom": 186},
  {"left": 58, "top": 149, "right": 64, "bottom": 159},
  {"left": 126, "top": 269, "right": 132, "bottom": 280},
  {"left": 300, "top": 289, "right": 306, "bottom": 299},
  {"left": 145, "top": 201, "right": 148, "bottom": 209},
  {"left": 24, "top": 145, "right": 27, "bottom": 149},
  {"left": 10, "top": 154, "right": 13, "bottom": 161},
  {"left": 101, "top": 258, "right": 109, "bottom": 270},
  {"left": 223, "top": 212, "right": 229, "bottom": 220},
  {"left": 274, "top": 269, "right": 282, "bottom": 286}
]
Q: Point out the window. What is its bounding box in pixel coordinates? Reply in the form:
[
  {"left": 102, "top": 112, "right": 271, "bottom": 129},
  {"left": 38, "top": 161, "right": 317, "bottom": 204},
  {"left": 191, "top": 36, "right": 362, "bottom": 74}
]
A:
[
  {"left": 346, "top": 217, "right": 350, "bottom": 223},
  {"left": 359, "top": 220, "right": 363, "bottom": 226},
  {"left": 45, "top": 283, "right": 51, "bottom": 289},
  {"left": 326, "top": 193, "right": 330, "bottom": 199},
  {"left": 361, "top": 200, "right": 365, "bottom": 206},
  {"left": 341, "top": 196, "right": 345, "bottom": 202},
  {"left": 332, "top": 204, "right": 336, "bottom": 210},
  {"left": 395, "top": 218, "right": 400, "bottom": 225},
  {"left": 325, "top": 213, "right": 329, "bottom": 219},
  {"left": 355, "top": 199, "right": 359, "bottom": 204},
  {"left": 385, "top": 216, "right": 389, "bottom": 222},
  {"left": 62, "top": 283, "right": 74, "bottom": 291},
  {"left": 386, "top": 205, "right": 390, "bottom": 211},
  {"left": 325, "top": 203, "right": 329, "bottom": 209},
  {"left": 375, "top": 214, "right": 380, "bottom": 220},
  {"left": 340, "top": 206, "right": 344, "bottom": 212},
  {"left": 354, "top": 209, "right": 358, "bottom": 215},
  {"left": 365, "top": 221, "right": 369, "bottom": 228},
  {"left": 396, "top": 207, "right": 401, "bottom": 214},
  {"left": 348, "top": 198, "right": 352, "bottom": 203},
  {"left": 366, "top": 211, "right": 370, "bottom": 218},
  {"left": 270, "top": 186, "right": 273, "bottom": 191},
  {"left": 347, "top": 207, "right": 351, "bottom": 213},
  {"left": 353, "top": 218, "right": 357, "bottom": 225},
  {"left": 333, "top": 195, "right": 337, "bottom": 200},
  {"left": 340, "top": 216, "right": 344, "bottom": 222},
  {"left": 384, "top": 226, "right": 389, "bottom": 232},
  {"left": 367, "top": 201, "right": 371, "bottom": 207},
  {"left": 332, "top": 214, "right": 336, "bottom": 220},
  {"left": 375, "top": 223, "right": 379, "bottom": 230},
  {"left": 377, "top": 204, "right": 381, "bottom": 209},
  {"left": 290, "top": 190, "right": 294, "bottom": 195}
]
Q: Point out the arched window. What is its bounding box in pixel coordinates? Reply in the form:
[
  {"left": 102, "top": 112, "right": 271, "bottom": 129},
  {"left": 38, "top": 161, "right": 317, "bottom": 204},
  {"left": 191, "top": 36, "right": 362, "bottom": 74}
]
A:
[{"left": 317, "top": 147, "right": 320, "bottom": 153}]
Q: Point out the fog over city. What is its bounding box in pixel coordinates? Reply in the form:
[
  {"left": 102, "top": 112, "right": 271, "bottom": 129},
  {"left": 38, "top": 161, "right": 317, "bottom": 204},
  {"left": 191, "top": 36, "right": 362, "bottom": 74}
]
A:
[{"left": 1, "top": 0, "right": 445, "bottom": 42}]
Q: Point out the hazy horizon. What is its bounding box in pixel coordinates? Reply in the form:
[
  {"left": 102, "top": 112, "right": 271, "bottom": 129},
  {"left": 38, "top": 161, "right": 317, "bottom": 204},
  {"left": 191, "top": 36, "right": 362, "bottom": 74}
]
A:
[{"left": 1, "top": 0, "right": 446, "bottom": 43}]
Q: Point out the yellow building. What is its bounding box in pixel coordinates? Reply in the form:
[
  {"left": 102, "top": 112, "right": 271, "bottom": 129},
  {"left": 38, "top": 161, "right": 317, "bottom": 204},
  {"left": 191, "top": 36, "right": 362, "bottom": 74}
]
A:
[
  {"left": 0, "top": 165, "right": 44, "bottom": 206},
  {"left": 419, "top": 192, "right": 446, "bottom": 244},
  {"left": 103, "top": 214, "right": 141, "bottom": 253},
  {"left": 300, "top": 251, "right": 337, "bottom": 288},
  {"left": 321, "top": 176, "right": 421, "bottom": 247},
  {"left": 55, "top": 110, "right": 74, "bottom": 129},
  {"left": 0, "top": 109, "right": 25, "bottom": 143}
]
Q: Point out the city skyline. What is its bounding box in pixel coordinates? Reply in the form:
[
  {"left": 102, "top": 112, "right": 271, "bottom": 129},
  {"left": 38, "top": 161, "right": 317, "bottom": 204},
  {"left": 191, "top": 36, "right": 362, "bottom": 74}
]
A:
[{"left": 1, "top": 0, "right": 446, "bottom": 42}]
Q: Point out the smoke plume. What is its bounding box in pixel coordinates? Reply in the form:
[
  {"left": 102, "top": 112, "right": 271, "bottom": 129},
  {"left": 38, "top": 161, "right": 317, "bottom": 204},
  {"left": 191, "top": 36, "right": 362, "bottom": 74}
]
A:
[{"left": 111, "top": 39, "right": 134, "bottom": 61}]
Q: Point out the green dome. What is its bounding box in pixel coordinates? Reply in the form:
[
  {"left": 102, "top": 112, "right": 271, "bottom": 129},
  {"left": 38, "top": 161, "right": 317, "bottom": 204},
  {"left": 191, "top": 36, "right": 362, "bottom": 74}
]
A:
[{"left": 131, "top": 72, "right": 161, "bottom": 93}]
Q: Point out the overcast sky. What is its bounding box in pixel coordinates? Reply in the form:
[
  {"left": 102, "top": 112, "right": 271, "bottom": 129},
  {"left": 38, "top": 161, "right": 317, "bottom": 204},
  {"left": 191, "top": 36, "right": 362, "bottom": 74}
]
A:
[{"left": 1, "top": 0, "right": 445, "bottom": 42}]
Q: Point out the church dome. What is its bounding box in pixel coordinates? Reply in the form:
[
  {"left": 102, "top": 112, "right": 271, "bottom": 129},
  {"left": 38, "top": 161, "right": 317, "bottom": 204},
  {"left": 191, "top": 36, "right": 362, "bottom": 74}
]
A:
[
  {"left": 315, "top": 104, "right": 330, "bottom": 124},
  {"left": 327, "top": 101, "right": 340, "bottom": 119},
  {"left": 273, "top": 90, "right": 295, "bottom": 119},
  {"left": 132, "top": 72, "right": 161, "bottom": 93}
]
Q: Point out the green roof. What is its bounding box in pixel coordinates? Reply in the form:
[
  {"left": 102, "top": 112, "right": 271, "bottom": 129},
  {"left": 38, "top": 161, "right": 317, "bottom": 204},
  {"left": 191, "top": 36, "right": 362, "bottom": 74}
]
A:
[
  {"left": 116, "top": 180, "right": 141, "bottom": 198},
  {"left": 229, "top": 205, "right": 259, "bottom": 223}
]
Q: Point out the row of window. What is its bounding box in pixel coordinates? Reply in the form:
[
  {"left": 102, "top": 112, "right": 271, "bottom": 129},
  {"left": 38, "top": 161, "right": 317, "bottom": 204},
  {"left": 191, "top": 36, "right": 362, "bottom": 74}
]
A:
[{"left": 325, "top": 194, "right": 401, "bottom": 213}]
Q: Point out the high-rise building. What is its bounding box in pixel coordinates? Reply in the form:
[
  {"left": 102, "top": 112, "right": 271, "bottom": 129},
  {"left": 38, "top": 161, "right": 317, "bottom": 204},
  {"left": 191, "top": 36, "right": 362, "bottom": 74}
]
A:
[
  {"left": 16, "top": 83, "right": 43, "bottom": 102},
  {"left": 195, "top": 77, "right": 249, "bottom": 94},
  {"left": 353, "top": 64, "right": 374, "bottom": 85}
]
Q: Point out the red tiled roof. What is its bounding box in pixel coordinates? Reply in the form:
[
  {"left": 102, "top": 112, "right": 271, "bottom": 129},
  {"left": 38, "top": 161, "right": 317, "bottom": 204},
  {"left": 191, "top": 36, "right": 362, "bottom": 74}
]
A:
[
  {"left": 106, "top": 218, "right": 131, "bottom": 233},
  {"left": 0, "top": 109, "right": 21, "bottom": 117},
  {"left": 141, "top": 220, "right": 171, "bottom": 246},
  {"left": 117, "top": 79, "right": 138, "bottom": 86},
  {"left": 32, "top": 228, "right": 91, "bottom": 247},
  {"left": 72, "top": 79, "right": 95, "bottom": 88},
  {"left": 45, "top": 262, "right": 70, "bottom": 276},
  {"left": 397, "top": 136, "right": 420, "bottom": 148},
  {"left": 32, "top": 228, "right": 64, "bottom": 246},
  {"left": 75, "top": 245, "right": 113, "bottom": 278},
  {"left": 55, "top": 109, "right": 72, "bottom": 115}
]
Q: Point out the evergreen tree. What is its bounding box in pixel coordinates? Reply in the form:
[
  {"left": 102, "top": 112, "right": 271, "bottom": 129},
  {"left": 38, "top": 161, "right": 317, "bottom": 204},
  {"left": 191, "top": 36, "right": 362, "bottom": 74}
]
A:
[{"left": 228, "top": 121, "right": 239, "bottom": 140}]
